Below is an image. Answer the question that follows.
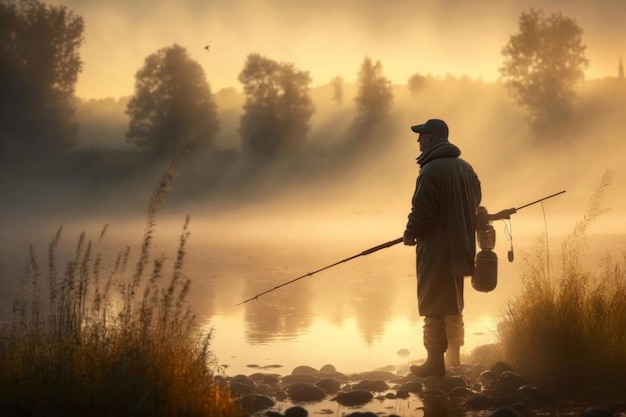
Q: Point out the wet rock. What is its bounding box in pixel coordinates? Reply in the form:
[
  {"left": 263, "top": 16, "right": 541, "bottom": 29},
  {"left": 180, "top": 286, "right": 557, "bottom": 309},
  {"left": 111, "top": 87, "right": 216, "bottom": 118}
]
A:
[
  {"left": 579, "top": 407, "right": 614, "bottom": 417},
  {"left": 480, "top": 370, "right": 498, "bottom": 389},
  {"left": 285, "top": 382, "right": 327, "bottom": 402},
  {"left": 491, "top": 362, "right": 514, "bottom": 375},
  {"left": 280, "top": 374, "right": 319, "bottom": 386},
  {"left": 489, "top": 406, "right": 520, "bottom": 417},
  {"left": 333, "top": 390, "right": 374, "bottom": 406},
  {"left": 465, "top": 395, "right": 494, "bottom": 410},
  {"left": 397, "top": 348, "right": 411, "bottom": 356},
  {"left": 284, "top": 405, "right": 308, "bottom": 417},
  {"left": 315, "top": 377, "right": 342, "bottom": 393},
  {"left": 395, "top": 389, "right": 410, "bottom": 399},
  {"left": 238, "top": 394, "right": 275, "bottom": 413},
  {"left": 448, "top": 386, "right": 475, "bottom": 398},
  {"left": 398, "top": 380, "right": 422, "bottom": 393},
  {"left": 321, "top": 371, "right": 349, "bottom": 381},
  {"left": 291, "top": 365, "right": 318, "bottom": 375},
  {"left": 350, "top": 370, "right": 396, "bottom": 381},
  {"left": 492, "top": 372, "right": 526, "bottom": 396},
  {"left": 517, "top": 384, "right": 546, "bottom": 403},
  {"left": 352, "top": 379, "right": 390, "bottom": 392},
  {"left": 228, "top": 375, "right": 257, "bottom": 396},
  {"left": 605, "top": 402, "right": 626, "bottom": 413},
  {"left": 318, "top": 364, "right": 337, "bottom": 374},
  {"left": 422, "top": 388, "right": 447, "bottom": 398},
  {"left": 248, "top": 372, "right": 280, "bottom": 385}
]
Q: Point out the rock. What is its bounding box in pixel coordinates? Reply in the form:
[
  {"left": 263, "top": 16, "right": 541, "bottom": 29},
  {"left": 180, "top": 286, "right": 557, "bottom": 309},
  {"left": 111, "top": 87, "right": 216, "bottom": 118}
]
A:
[
  {"left": 248, "top": 372, "right": 280, "bottom": 385},
  {"left": 492, "top": 372, "right": 526, "bottom": 396},
  {"left": 315, "top": 377, "right": 342, "bottom": 393},
  {"left": 238, "top": 394, "right": 275, "bottom": 413},
  {"left": 285, "top": 405, "right": 309, "bottom": 417},
  {"left": 280, "top": 374, "right": 319, "bottom": 386},
  {"left": 344, "top": 412, "right": 378, "bottom": 417},
  {"left": 318, "top": 364, "right": 337, "bottom": 374},
  {"left": 490, "top": 362, "right": 514, "bottom": 375},
  {"left": 398, "top": 380, "right": 422, "bottom": 393},
  {"left": 605, "top": 402, "right": 626, "bottom": 413},
  {"left": 291, "top": 365, "right": 318, "bottom": 375},
  {"left": 480, "top": 370, "right": 498, "bottom": 389},
  {"left": 350, "top": 370, "right": 396, "bottom": 381},
  {"left": 228, "top": 375, "right": 257, "bottom": 396},
  {"left": 397, "top": 348, "right": 411, "bottom": 356},
  {"left": 517, "top": 384, "right": 546, "bottom": 403},
  {"left": 395, "top": 389, "right": 410, "bottom": 399},
  {"left": 333, "top": 390, "right": 374, "bottom": 406},
  {"left": 489, "top": 406, "right": 520, "bottom": 417},
  {"left": 448, "top": 386, "right": 475, "bottom": 398},
  {"left": 465, "top": 395, "right": 494, "bottom": 410},
  {"left": 286, "top": 382, "right": 327, "bottom": 402},
  {"left": 579, "top": 407, "right": 614, "bottom": 417},
  {"left": 352, "top": 379, "right": 390, "bottom": 392}
]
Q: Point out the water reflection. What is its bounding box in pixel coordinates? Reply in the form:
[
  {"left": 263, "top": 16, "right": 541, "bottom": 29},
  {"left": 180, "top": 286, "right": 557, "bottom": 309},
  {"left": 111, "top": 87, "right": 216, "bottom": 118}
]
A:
[{"left": 0, "top": 228, "right": 509, "bottom": 375}]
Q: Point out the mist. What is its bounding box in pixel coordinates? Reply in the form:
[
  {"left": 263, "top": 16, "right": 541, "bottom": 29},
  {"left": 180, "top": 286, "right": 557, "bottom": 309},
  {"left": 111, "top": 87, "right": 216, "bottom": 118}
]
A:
[{"left": 45, "top": 0, "right": 626, "bottom": 98}]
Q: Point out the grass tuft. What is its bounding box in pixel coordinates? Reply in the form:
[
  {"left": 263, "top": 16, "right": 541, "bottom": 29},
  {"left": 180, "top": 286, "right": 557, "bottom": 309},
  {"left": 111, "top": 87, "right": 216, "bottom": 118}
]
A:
[
  {"left": 0, "top": 146, "right": 240, "bottom": 416},
  {"left": 498, "top": 170, "right": 626, "bottom": 397}
]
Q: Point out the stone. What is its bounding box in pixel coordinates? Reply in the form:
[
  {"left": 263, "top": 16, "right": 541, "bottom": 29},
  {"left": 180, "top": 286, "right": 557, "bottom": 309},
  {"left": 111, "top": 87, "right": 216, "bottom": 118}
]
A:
[
  {"left": 286, "top": 382, "right": 327, "bottom": 402},
  {"left": 333, "top": 390, "right": 374, "bottom": 406}
]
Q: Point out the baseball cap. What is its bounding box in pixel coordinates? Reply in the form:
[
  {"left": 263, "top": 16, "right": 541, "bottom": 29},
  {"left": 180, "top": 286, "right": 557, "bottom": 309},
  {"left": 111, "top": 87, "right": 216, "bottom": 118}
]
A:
[{"left": 410, "top": 119, "right": 449, "bottom": 139}]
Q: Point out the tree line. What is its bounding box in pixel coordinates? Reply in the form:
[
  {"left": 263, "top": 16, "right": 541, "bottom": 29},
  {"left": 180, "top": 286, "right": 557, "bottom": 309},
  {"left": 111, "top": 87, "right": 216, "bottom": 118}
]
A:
[{"left": 0, "top": 1, "right": 601, "bottom": 167}]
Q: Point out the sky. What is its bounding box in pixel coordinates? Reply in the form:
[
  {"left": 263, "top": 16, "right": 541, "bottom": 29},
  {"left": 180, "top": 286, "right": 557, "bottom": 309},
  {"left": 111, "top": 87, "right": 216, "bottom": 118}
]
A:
[{"left": 48, "top": 0, "right": 626, "bottom": 99}]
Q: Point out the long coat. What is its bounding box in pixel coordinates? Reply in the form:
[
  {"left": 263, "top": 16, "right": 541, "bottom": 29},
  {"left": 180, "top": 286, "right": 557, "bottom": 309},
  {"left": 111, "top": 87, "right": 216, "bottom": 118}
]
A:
[{"left": 404, "top": 141, "right": 482, "bottom": 316}]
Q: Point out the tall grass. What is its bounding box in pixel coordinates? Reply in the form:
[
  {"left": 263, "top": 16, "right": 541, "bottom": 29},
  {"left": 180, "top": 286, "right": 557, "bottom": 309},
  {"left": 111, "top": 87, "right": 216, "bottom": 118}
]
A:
[
  {"left": 0, "top": 147, "right": 240, "bottom": 416},
  {"left": 498, "top": 171, "right": 626, "bottom": 396}
]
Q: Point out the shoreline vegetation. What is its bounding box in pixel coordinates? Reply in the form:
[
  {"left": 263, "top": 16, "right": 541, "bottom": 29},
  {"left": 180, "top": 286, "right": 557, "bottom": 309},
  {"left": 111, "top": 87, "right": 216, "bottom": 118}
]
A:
[
  {"left": 2, "top": 162, "right": 626, "bottom": 416},
  {"left": 0, "top": 149, "right": 241, "bottom": 417}
]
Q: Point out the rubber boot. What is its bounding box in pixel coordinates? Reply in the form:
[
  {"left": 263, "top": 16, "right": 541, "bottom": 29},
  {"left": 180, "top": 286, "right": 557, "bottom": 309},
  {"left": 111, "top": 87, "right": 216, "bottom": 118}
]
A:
[
  {"left": 445, "top": 344, "right": 461, "bottom": 367},
  {"left": 410, "top": 349, "right": 445, "bottom": 377}
]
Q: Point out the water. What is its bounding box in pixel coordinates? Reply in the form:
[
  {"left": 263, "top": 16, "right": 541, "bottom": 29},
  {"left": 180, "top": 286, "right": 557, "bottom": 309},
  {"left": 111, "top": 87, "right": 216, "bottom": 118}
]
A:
[{"left": 0, "top": 217, "right": 517, "bottom": 378}]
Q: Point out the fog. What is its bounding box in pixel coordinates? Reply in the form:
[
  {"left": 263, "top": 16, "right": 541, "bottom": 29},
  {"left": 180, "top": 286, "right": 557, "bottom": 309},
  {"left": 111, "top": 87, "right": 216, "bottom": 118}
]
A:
[
  {"left": 3, "top": 1, "right": 626, "bottom": 371},
  {"left": 46, "top": 0, "right": 626, "bottom": 98}
]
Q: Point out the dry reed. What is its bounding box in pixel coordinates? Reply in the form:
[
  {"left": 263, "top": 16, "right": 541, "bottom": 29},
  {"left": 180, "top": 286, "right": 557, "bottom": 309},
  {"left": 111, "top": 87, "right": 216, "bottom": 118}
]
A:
[
  {"left": 0, "top": 145, "right": 240, "bottom": 416},
  {"left": 498, "top": 171, "right": 626, "bottom": 396}
]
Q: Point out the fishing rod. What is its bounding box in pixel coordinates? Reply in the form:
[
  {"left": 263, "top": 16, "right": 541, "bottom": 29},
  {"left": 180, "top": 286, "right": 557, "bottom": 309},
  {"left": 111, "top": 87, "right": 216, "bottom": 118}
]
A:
[
  {"left": 236, "top": 237, "right": 402, "bottom": 305},
  {"left": 236, "top": 190, "right": 566, "bottom": 305}
]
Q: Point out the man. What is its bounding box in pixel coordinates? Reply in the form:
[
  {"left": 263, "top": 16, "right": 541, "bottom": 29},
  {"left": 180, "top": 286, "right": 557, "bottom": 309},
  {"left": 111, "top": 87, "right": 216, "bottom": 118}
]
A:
[{"left": 403, "top": 118, "right": 482, "bottom": 377}]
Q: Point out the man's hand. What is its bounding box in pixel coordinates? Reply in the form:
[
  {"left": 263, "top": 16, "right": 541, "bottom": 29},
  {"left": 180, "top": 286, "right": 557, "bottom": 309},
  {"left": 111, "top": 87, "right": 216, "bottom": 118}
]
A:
[{"left": 403, "top": 232, "right": 418, "bottom": 246}]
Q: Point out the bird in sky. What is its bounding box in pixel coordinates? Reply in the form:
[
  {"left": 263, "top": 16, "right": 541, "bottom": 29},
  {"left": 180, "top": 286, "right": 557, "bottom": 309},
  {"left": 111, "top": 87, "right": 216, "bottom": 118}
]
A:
[{"left": 204, "top": 45, "right": 210, "bottom": 51}]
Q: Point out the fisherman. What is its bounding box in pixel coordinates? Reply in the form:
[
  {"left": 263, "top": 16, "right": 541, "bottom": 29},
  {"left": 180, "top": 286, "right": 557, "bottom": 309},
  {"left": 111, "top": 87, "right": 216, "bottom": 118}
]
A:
[{"left": 403, "top": 118, "right": 482, "bottom": 377}]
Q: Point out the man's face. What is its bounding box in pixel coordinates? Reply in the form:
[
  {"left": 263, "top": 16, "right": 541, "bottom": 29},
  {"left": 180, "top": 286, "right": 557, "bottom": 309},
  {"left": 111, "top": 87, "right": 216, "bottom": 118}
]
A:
[{"left": 417, "top": 132, "right": 432, "bottom": 153}]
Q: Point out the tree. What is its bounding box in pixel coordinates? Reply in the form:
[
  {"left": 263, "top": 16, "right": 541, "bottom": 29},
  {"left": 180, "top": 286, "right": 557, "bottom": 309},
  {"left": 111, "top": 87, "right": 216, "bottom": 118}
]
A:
[
  {"left": 354, "top": 58, "right": 393, "bottom": 127},
  {"left": 0, "top": 0, "right": 84, "bottom": 162},
  {"left": 500, "top": 9, "right": 588, "bottom": 130},
  {"left": 408, "top": 72, "right": 426, "bottom": 95},
  {"left": 238, "top": 53, "right": 314, "bottom": 157},
  {"left": 619, "top": 57, "right": 624, "bottom": 80},
  {"left": 126, "top": 44, "right": 219, "bottom": 158},
  {"left": 330, "top": 76, "right": 344, "bottom": 106}
]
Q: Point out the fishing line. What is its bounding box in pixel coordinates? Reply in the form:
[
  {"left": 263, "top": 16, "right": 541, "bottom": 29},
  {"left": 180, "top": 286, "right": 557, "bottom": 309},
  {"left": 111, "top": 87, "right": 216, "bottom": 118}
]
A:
[{"left": 541, "top": 199, "right": 551, "bottom": 280}]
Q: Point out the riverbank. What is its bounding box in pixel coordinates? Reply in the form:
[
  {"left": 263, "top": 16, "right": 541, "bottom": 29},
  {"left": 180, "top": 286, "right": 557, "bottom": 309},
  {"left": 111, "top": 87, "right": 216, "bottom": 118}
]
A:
[{"left": 226, "top": 356, "right": 626, "bottom": 417}]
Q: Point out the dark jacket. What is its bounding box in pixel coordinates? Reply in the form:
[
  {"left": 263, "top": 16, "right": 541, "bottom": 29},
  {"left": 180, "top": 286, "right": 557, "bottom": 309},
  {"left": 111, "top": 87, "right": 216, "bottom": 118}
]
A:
[{"left": 405, "top": 140, "right": 482, "bottom": 316}]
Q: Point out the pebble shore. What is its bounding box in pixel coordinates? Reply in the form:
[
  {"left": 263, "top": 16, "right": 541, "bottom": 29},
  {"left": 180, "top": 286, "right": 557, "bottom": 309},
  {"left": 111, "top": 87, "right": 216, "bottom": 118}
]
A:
[{"left": 219, "top": 361, "right": 626, "bottom": 417}]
